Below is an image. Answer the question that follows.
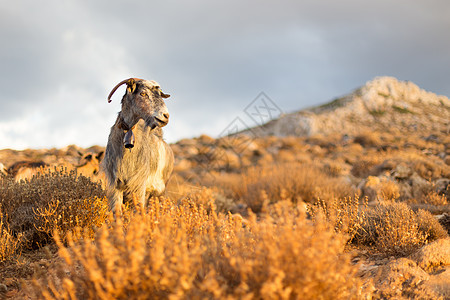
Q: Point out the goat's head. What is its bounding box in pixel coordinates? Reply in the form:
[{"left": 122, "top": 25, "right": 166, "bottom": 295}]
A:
[{"left": 108, "top": 78, "right": 171, "bottom": 129}]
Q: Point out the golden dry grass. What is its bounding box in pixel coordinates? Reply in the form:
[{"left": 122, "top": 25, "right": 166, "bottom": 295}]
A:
[
  {"left": 0, "top": 168, "right": 106, "bottom": 251},
  {"left": 0, "top": 212, "right": 24, "bottom": 262},
  {"left": 352, "top": 201, "right": 447, "bottom": 256},
  {"left": 30, "top": 199, "right": 367, "bottom": 300},
  {"left": 214, "top": 162, "right": 355, "bottom": 212}
]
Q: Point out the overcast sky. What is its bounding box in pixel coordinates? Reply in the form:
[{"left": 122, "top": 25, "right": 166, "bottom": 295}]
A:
[{"left": 1, "top": 0, "right": 449, "bottom": 149}]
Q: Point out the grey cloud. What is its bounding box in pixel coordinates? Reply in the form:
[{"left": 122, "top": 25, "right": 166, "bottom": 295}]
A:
[{"left": 0, "top": 0, "right": 449, "bottom": 149}]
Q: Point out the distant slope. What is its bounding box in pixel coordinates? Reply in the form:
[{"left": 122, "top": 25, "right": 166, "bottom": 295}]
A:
[{"left": 242, "top": 77, "right": 450, "bottom": 137}]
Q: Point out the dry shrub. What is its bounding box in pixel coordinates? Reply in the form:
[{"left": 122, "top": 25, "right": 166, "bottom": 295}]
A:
[
  {"left": 423, "top": 191, "right": 448, "bottom": 206},
  {"left": 322, "top": 160, "right": 349, "bottom": 177},
  {"left": 33, "top": 196, "right": 108, "bottom": 242},
  {"left": 356, "top": 202, "right": 431, "bottom": 256},
  {"left": 170, "top": 181, "right": 237, "bottom": 214},
  {"left": 220, "top": 162, "right": 354, "bottom": 212},
  {"left": 378, "top": 180, "right": 401, "bottom": 201},
  {"left": 350, "top": 147, "right": 449, "bottom": 180},
  {"left": 165, "top": 173, "right": 202, "bottom": 199},
  {"left": 309, "top": 197, "right": 368, "bottom": 244},
  {"left": 0, "top": 168, "right": 107, "bottom": 247},
  {"left": 353, "top": 131, "right": 381, "bottom": 148},
  {"left": 190, "top": 187, "right": 237, "bottom": 213},
  {"left": 0, "top": 211, "right": 24, "bottom": 261},
  {"left": 351, "top": 156, "right": 383, "bottom": 178},
  {"left": 341, "top": 143, "right": 364, "bottom": 164},
  {"left": 181, "top": 186, "right": 215, "bottom": 209},
  {"left": 415, "top": 209, "right": 448, "bottom": 241},
  {"left": 31, "top": 199, "right": 367, "bottom": 299},
  {"left": 388, "top": 151, "right": 450, "bottom": 180},
  {"left": 411, "top": 156, "right": 449, "bottom": 180},
  {"left": 363, "top": 176, "right": 401, "bottom": 202}
]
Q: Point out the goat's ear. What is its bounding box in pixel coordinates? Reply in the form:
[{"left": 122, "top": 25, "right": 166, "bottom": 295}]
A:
[
  {"left": 160, "top": 91, "right": 170, "bottom": 99},
  {"left": 126, "top": 78, "right": 137, "bottom": 94},
  {"left": 96, "top": 151, "right": 104, "bottom": 161}
]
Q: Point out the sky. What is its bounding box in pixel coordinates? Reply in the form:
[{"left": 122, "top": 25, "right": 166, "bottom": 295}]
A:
[{"left": 0, "top": 0, "right": 449, "bottom": 149}]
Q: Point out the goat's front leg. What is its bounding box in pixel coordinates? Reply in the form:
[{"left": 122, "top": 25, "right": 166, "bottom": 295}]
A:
[
  {"left": 135, "top": 187, "right": 147, "bottom": 209},
  {"left": 107, "top": 186, "right": 124, "bottom": 213}
]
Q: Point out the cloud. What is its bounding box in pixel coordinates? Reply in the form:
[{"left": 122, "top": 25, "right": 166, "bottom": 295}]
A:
[{"left": 0, "top": 0, "right": 449, "bottom": 149}]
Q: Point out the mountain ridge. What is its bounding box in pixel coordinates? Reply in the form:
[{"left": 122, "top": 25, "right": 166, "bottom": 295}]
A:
[{"left": 242, "top": 76, "right": 449, "bottom": 137}]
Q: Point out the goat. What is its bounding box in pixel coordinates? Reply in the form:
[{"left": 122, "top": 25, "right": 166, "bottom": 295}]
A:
[
  {"left": 8, "top": 161, "right": 48, "bottom": 182},
  {"left": 101, "top": 78, "right": 174, "bottom": 212},
  {"left": 76, "top": 151, "right": 104, "bottom": 178},
  {"left": 0, "top": 162, "right": 6, "bottom": 176}
]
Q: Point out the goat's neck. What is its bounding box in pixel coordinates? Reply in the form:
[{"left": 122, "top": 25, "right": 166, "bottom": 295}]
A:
[{"left": 119, "top": 110, "right": 140, "bottom": 130}]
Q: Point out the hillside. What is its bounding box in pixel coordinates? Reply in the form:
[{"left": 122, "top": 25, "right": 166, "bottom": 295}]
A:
[
  {"left": 243, "top": 76, "right": 449, "bottom": 137},
  {"left": 0, "top": 76, "right": 449, "bottom": 299}
]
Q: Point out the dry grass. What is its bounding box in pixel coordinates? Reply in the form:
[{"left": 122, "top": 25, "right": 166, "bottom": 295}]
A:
[
  {"left": 423, "top": 191, "right": 448, "bottom": 206},
  {"left": 30, "top": 199, "right": 367, "bottom": 300},
  {"left": 309, "top": 196, "right": 368, "bottom": 244},
  {"left": 0, "top": 168, "right": 107, "bottom": 252},
  {"left": 371, "top": 201, "right": 429, "bottom": 256},
  {"left": 216, "top": 162, "right": 354, "bottom": 212},
  {"left": 353, "top": 131, "right": 382, "bottom": 148},
  {"left": 0, "top": 211, "right": 24, "bottom": 262},
  {"left": 415, "top": 209, "right": 449, "bottom": 241},
  {"left": 1, "top": 130, "right": 448, "bottom": 298},
  {"left": 311, "top": 197, "right": 448, "bottom": 257},
  {"left": 354, "top": 201, "right": 447, "bottom": 256}
]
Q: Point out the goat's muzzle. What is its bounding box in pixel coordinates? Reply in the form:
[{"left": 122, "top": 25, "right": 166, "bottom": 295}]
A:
[
  {"left": 155, "top": 114, "right": 169, "bottom": 127},
  {"left": 147, "top": 113, "right": 169, "bottom": 129}
]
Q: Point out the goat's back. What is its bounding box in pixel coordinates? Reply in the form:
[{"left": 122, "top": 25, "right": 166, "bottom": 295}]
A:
[{"left": 8, "top": 161, "right": 47, "bottom": 181}]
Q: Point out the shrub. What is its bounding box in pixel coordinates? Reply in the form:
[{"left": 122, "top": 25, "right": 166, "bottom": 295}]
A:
[
  {"left": 353, "top": 131, "right": 382, "bottom": 147},
  {"left": 356, "top": 201, "right": 430, "bottom": 256},
  {"left": 362, "top": 176, "right": 401, "bottom": 202},
  {"left": 31, "top": 199, "right": 367, "bottom": 299},
  {"left": 423, "top": 191, "right": 448, "bottom": 206},
  {"left": 0, "top": 168, "right": 107, "bottom": 247},
  {"left": 218, "top": 162, "right": 354, "bottom": 212},
  {"left": 415, "top": 209, "right": 448, "bottom": 241},
  {"left": 0, "top": 210, "right": 24, "bottom": 261},
  {"left": 309, "top": 197, "right": 368, "bottom": 244},
  {"left": 351, "top": 157, "right": 383, "bottom": 178}
]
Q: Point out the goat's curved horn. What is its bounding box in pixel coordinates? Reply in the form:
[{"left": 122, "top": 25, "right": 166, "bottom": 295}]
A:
[{"left": 107, "top": 78, "right": 143, "bottom": 103}]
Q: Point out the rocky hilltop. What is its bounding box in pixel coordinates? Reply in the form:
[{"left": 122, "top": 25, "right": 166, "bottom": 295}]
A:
[{"left": 245, "top": 77, "right": 449, "bottom": 137}]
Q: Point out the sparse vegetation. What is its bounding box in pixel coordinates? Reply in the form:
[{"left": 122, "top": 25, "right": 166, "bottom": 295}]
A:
[
  {"left": 214, "top": 162, "right": 354, "bottom": 212},
  {"left": 0, "top": 126, "right": 448, "bottom": 298},
  {"left": 368, "top": 109, "right": 386, "bottom": 116},
  {"left": 360, "top": 201, "right": 430, "bottom": 256},
  {"left": 392, "top": 105, "right": 413, "bottom": 114},
  {"left": 0, "top": 168, "right": 106, "bottom": 250},
  {"left": 30, "top": 199, "right": 366, "bottom": 299},
  {"left": 0, "top": 212, "right": 24, "bottom": 262}
]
